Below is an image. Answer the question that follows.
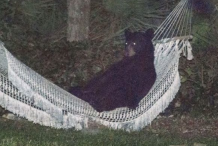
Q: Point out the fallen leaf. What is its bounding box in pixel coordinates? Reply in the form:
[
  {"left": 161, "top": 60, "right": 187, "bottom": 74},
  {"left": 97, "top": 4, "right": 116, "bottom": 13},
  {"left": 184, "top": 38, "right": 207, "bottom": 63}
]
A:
[
  {"left": 193, "top": 143, "right": 206, "bottom": 146},
  {"left": 169, "top": 145, "right": 186, "bottom": 146}
]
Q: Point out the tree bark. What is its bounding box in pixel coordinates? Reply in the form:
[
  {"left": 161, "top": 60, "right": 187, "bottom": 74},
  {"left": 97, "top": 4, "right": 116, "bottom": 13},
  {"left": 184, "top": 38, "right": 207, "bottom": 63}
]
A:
[{"left": 67, "top": 0, "right": 90, "bottom": 42}]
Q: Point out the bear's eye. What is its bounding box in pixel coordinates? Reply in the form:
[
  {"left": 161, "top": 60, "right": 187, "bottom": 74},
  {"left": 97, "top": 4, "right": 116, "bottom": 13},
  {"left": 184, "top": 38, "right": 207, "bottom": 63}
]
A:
[{"left": 133, "top": 42, "right": 136, "bottom": 45}]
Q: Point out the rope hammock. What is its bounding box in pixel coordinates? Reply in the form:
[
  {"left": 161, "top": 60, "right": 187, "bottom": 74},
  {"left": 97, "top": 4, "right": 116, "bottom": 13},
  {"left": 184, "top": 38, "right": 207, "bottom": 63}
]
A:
[{"left": 0, "top": 0, "right": 193, "bottom": 131}]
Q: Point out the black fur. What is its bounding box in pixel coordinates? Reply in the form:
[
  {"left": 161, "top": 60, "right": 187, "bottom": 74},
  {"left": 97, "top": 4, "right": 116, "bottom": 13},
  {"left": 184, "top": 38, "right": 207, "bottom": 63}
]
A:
[{"left": 70, "top": 28, "right": 156, "bottom": 112}]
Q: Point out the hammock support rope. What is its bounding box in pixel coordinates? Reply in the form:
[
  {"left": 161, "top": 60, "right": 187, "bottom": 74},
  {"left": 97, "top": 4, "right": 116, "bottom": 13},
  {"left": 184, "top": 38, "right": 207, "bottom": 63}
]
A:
[{"left": 0, "top": 0, "right": 193, "bottom": 131}]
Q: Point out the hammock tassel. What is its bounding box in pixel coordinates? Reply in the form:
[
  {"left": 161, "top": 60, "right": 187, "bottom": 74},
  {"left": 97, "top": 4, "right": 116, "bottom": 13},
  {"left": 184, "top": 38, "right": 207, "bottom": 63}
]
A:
[
  {"left": 181, "top": 40, "right": 194, "bottom": 60},
  {"left": 0, "top": 0, "right": 194, "bottom": 131}
]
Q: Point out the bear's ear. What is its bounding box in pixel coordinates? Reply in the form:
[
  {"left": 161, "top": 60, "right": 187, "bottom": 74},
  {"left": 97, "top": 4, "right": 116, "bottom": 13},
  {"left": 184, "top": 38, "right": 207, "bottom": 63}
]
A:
[
  {"left": 145, "top": 28, "right": 154, "bottom": 40},
  {"left": 124, "top": 29, "right": 132, "bottom": 38}
]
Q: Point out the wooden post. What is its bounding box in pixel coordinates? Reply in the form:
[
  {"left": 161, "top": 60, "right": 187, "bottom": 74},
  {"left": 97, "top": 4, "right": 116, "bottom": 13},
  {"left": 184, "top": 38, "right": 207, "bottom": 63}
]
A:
[{"left": 67, "top": 0, "right": 90, "bottom": 42}]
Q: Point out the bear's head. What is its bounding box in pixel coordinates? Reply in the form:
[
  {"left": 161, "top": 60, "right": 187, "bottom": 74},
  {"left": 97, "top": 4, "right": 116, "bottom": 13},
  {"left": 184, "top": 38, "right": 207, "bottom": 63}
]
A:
[{"left": 124, "top": 28, "right": 154, "bottom": 57}]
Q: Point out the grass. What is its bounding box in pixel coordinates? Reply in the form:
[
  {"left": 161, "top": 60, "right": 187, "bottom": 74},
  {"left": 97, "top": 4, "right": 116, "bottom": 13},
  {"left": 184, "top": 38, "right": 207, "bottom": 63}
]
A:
[
  {"left": 0, "top": 0, "right": 217, "bottom": 145},
  {"left": 0, "top": 118, "right": 218, "bottom": 146}
]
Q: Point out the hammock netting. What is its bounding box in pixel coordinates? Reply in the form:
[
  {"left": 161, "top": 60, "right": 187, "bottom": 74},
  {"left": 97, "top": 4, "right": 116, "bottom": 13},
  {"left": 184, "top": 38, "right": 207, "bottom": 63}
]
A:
[{"left": 0, "top": 0, "right": 193, "bottom": 131}]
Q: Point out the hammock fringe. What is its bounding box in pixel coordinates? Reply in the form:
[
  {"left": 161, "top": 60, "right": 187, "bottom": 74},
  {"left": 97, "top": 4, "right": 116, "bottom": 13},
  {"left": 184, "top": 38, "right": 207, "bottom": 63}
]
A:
[{"left": 0, "top": 0, "right": 193, "bottom": 131}]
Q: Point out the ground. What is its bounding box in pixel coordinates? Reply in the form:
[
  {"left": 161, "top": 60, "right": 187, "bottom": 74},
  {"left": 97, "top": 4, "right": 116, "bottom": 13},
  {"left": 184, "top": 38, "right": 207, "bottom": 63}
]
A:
[
  {"left": 0, "top": 0, "right": 218, "bottom": 144},
  {"left": 0, "top": 114, "right": 218, "bottom": 145},
  {"left": 1, "top": 40, "right": 218, "bottom": 142}
]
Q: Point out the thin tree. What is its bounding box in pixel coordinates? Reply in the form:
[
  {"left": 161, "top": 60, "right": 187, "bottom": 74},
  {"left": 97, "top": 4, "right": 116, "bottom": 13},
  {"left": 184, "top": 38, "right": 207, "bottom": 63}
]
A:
[{"left": 67, "top": 0, "right": 90, "bottom": 42}]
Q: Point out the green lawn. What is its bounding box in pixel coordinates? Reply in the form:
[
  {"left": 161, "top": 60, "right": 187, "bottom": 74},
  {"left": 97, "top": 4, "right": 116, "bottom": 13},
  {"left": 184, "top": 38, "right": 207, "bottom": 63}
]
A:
[{"left": 0, "top": 118, "right": 217, "bottom": 146}]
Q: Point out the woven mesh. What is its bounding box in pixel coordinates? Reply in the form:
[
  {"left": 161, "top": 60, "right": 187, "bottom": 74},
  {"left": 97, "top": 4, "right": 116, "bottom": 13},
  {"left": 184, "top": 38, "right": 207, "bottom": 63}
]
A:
[{"left": 0, "top": 0, "right": 193, "bottom": 131}]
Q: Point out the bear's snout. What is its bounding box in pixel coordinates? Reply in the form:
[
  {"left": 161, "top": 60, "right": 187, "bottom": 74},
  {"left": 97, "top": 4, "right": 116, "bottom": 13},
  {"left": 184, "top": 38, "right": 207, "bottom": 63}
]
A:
[{"left": 125, "top": 45, "right": 136, "bottom": 57}]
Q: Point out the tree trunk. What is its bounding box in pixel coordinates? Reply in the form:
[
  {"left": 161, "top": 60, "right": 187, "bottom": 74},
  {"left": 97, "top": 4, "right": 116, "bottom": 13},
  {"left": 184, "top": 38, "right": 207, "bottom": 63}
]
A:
[{"left": 67, "top": 0, "right": 90, "bottom": 42}]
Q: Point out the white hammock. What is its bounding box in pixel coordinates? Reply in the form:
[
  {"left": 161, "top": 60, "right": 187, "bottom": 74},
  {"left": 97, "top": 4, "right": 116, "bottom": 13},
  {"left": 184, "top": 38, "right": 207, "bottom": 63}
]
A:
[{"left": 0, "top": 0, "right": 193, "bottom": 131}]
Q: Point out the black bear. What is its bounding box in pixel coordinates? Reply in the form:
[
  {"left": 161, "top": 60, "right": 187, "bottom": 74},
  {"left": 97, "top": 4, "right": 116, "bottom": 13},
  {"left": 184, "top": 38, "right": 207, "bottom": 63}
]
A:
[{"left": 70, "top": 28, "right": 156, "bottom": 112}]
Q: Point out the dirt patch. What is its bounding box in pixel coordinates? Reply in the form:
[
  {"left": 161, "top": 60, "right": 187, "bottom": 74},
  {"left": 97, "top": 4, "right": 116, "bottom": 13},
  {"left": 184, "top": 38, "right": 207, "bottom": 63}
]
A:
[{"left": 145, "top": 115, "right": 218, "bottom": 139}]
